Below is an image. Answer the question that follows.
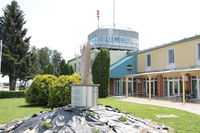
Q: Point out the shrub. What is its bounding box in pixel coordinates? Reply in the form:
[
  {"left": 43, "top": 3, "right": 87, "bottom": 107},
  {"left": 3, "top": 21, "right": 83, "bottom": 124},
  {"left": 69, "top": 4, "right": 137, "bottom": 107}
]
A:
[
  {"left": 48, "top": 74, "right": 80, "bottom": 107},
  {"left": 0, "top": 91, "right": 24, "bottom": 98},
  {"left": 42, "top": 122, "right": 53, "bottom": 129},
  {"left": 118, "top": 116, "right": 128, "bottom": 122},
  {"left": 25, "top": 75, "right": 57, "bottom": 105}
]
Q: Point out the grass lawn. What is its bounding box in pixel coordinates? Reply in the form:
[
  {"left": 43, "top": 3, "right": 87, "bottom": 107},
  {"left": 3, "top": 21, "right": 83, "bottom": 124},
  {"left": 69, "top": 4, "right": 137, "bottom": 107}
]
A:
[
  {"left": 0, "top": 98, "right": 50, "bottom": 124},
  {"left": 1, "top": 97, "right": 200, "bottom": 133},
  {"left": 99, "top": 97, "right": 200, "bottom": 133}
]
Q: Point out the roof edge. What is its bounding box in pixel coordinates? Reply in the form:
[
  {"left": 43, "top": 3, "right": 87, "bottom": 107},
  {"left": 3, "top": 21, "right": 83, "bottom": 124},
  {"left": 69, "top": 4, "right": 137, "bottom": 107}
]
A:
[{"left": 138, "top": 34, "right": 200, "bottom": 54}]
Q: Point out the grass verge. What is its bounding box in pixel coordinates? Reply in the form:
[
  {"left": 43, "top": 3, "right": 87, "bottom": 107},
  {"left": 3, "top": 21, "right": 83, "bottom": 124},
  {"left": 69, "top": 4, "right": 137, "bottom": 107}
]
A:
[
  {"left": 0, "top": 98, "right": 50, "bottom": 124},
  {"left": 99, "top": 97, "right": 200, "bottom": 133}
]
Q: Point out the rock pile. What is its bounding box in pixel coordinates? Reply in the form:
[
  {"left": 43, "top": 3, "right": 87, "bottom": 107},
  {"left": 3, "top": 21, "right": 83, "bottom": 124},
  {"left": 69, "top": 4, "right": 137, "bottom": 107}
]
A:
[{"left": 0, "top": 105, "right": 169, "bottom": 133}]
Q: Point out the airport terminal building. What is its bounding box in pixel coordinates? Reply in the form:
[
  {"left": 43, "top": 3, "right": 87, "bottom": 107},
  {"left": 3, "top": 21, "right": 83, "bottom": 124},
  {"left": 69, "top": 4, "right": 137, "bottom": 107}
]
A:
[{"left": 68, "top": 27, "right": 200, "bottom": 102}]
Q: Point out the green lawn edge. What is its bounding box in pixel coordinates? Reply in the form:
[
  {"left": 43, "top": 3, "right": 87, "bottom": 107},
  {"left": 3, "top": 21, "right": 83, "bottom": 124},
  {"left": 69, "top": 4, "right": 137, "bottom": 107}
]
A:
[
  {"left": 0, "top": 97, "right": 200, "bottom": 133},
  {"left": 0, "top": 98, "right": 51, "bottom": 124},
  {"left": 99, "top": 97, "right": 200, "bottom": 133}
]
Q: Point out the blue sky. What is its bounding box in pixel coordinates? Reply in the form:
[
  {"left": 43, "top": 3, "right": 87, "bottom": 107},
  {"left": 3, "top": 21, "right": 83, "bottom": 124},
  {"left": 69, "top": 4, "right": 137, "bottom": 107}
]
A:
[{"left": 0, "top": 0, "right": 200, "bottom": 62}]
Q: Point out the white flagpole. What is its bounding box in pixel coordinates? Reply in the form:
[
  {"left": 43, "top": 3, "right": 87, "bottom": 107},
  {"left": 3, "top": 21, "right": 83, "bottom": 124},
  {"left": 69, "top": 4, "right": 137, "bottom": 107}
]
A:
[{"left": 113, "top": 0, "right": 115, "bottom": 29}]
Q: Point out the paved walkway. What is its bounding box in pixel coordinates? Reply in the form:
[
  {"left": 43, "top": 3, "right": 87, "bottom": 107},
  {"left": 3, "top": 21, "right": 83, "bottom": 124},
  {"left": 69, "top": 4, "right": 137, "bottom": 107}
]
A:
[{"left": 119, "top": 97, "right": 200, "bottom": 115}]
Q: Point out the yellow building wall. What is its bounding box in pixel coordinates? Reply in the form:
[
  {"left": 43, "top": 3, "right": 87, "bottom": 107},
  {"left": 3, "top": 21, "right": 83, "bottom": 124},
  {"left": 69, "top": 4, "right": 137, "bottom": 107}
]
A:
[{"left": 137, "top": 38, "right": 200, "bottom": 73}]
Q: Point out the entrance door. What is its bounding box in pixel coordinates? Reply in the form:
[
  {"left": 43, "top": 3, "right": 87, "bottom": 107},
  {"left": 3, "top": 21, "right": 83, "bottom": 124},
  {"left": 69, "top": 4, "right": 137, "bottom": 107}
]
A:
[
  {"left": 168, "top": 78, "right": 180, "bottom": 97},
  {"left": 128, "top": 82, "right": 133, "bottom": 96},
  {"left": 114, "top": 80, "right": 120, "bottom": 95},
  {"left": 146, "top": 79, "right": 155, "bottom": 96},
  {"left": 197, "top": 80, "right": 200, "bottom": 99}
]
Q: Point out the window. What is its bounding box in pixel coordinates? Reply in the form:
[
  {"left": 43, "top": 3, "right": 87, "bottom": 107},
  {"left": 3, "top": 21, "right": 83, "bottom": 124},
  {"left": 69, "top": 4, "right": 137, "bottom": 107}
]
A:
[
  {"left": 114, "top": 37, "right": 120, "bottom": 42},
  {"left": 167, "top": 48, "right": 175, "bottom": 69},
  {"left": 126, "top": 64, "right": 133, "bottom": 71},
  {"left": 145, "top": 54, "right": 151, "bottom": 71},
  {"left": 168, "top": 49, "right": 174, "bottom": 64},
  {"left": 197, "top": 43, "right": 200, "bottom": 60},
  {"left": 146, "top": 54, "right": 151, "bottom": 67}
]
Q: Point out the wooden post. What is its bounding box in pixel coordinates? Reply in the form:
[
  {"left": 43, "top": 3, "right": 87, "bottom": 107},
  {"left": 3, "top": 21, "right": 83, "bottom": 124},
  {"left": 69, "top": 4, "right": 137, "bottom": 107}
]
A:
[
  {"left": 126, "top": 77, "right": 128, "bottom": 97},
  {"left": 149, "top": 76, "right": 151, "bottom": 101},
  {"left": 182, "top": 74, "right": 185, "bottom": 105}
]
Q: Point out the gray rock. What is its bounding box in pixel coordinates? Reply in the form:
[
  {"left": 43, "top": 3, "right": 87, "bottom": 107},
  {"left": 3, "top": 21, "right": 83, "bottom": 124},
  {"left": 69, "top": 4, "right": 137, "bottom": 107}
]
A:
[{"left": 1, "top": 105, "right": 169, "bottom": 133}]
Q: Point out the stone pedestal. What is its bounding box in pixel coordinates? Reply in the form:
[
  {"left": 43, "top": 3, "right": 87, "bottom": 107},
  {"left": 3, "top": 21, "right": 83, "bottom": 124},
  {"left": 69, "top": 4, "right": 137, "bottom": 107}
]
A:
[{"left": 71, "top": 84, "right": 99, "bottom": 107}]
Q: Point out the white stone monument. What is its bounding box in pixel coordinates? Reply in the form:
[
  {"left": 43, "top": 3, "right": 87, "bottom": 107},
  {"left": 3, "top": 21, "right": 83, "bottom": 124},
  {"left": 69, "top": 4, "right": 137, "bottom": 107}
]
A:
[{"left": 71, "top": 42, "right": 99, "bottom": 107}]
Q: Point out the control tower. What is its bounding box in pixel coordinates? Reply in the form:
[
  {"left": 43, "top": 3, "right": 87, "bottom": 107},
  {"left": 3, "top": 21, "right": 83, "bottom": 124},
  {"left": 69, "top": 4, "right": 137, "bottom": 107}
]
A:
[{"left": 88, "top": 27, "right": 139, "bottom": 51}]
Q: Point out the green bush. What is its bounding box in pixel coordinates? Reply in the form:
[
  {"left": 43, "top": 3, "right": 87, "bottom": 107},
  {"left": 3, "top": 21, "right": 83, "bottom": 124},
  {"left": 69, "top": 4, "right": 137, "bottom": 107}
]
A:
[
  {"left": 42, "top": 122, "right": 53, "bottom": 129},
  {"left": 25, "top": 74, "right": 80, "bottom": 107},
  {"left": 0, "top": 91, "right": 24, "bottom": 98},
  {"left": 118, "top": 116, "right": 128, "bottom": 122},
  {"left": 48, "top": 74, "right": 80, "bottom": 107},
  {"left": 25, "top": 75, "right": 57, "bottom": 105}
]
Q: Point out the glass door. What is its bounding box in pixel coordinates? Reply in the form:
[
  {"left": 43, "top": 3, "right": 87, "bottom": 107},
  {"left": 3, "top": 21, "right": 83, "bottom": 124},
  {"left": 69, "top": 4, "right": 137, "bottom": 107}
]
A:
[
  {"left": 168, "top": 81, "right": 173, "bottom": 96},
  {"left": 168, "top": 78, "right": 180, "bottom": 97},
  {"left": 146, "top": 80, "right": 155, "bottom": 96},
  {"left": 198, "top": 80, "right": 200, "bottom": 99},
  {"left": 174, "top": 80, "right": 179, "bottom": 95},
  {"left": 114, "top": 80, "right": 120, "bottom": 95},
  {"left": 128, "top": 82, "right": 133, "bottom": 95}
]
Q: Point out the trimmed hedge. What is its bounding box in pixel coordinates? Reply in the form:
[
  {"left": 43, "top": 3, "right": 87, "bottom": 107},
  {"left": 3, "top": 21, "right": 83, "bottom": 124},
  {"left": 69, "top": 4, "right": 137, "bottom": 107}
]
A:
[
  {"left": 0, "top": 91, "right": 24, "bottom": 98},
  {"left": 25, "top": 74, "right": 80, "bottom": 107}
]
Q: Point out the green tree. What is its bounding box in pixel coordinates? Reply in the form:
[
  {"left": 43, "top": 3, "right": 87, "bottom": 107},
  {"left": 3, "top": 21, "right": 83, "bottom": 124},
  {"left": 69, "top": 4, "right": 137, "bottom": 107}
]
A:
[
  {"left": 19, "top": 46, "right": 40, "bottom": 82},
  {"left": 69, "top": 65, "right": 74, "bottom": 74},
  {"left": 60, "top": 59, "right": 74, "bottom": 75},
  {"left": 0, "top": 17, "right": 3, "bottom": 40},
  {"left": 92, "top": 48, "right": 110, "bottom": 98},
  {"left": 44, "top": 63, "right": 54, "bottom": 75},
  {"left": 51, "top": 50, "right": 62, "bottom": 76},
  {"left": 1, "top": 1, "right": 32, "bottom": 90},
  {"left": 38, "top": 47, "right": 52, "bottom": 73}
]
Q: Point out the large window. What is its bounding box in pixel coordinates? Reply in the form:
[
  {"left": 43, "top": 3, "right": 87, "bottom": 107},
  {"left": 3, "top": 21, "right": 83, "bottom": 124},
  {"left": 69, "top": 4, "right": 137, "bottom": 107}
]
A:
[
  {"left": 168, "top": 49, "right": 174, "bottom": 64},
  {"left": 146, "top": 54, "right": 151, "bottom": 67},
  {"left": 197, "top": 43, "right": 200, "bottom": 60},
  {"left": 145, "top": 54, "right": 151, "bottom": 71}
]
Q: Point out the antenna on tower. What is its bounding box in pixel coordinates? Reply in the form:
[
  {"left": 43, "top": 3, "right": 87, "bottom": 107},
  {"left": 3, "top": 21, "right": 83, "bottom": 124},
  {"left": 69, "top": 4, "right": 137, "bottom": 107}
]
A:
[
  {"left": 96, "top": 10, "right": 100, "bottom": 29},
  {"left": 113, "top": 0, "right": 115, "bottom": 29}
]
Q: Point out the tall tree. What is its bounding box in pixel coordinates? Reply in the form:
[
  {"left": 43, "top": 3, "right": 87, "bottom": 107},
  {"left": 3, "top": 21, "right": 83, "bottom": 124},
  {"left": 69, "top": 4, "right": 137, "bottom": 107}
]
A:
[
  {"left": 38, "top": 47, "right": 51, "bottom": 73},
  {"left": 0, "top": 17, "right": 3, "bottom": 40},
  {"left": 19, "top": 46, "right": 41, "bottom": 81},
  {"left": 52, "top": 50, "right": 62, "bottom": 76},
  {"left": 92, "top": 48, "right": 110, "bottom": 98},
  {"left": 60, "top": 59, "right": 74, "bottom": 75},
  {"left": 44, "top": 63, "right": 54, "bottom": 74},
  {"left": 60, "top": 59, "right": 67, "bottom": 75},
  {"left": 1, "top": 1, "right": 31, "bottom": 90},
  {"left": 69, "top": 65, "right": 74, "bottom": 75}
]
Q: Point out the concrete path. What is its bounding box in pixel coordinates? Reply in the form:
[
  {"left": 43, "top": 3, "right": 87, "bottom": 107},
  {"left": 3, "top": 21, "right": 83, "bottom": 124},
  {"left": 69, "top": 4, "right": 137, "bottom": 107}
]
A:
[{"left": 119, "top": 97, "right": 200, "bottom": 115}]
